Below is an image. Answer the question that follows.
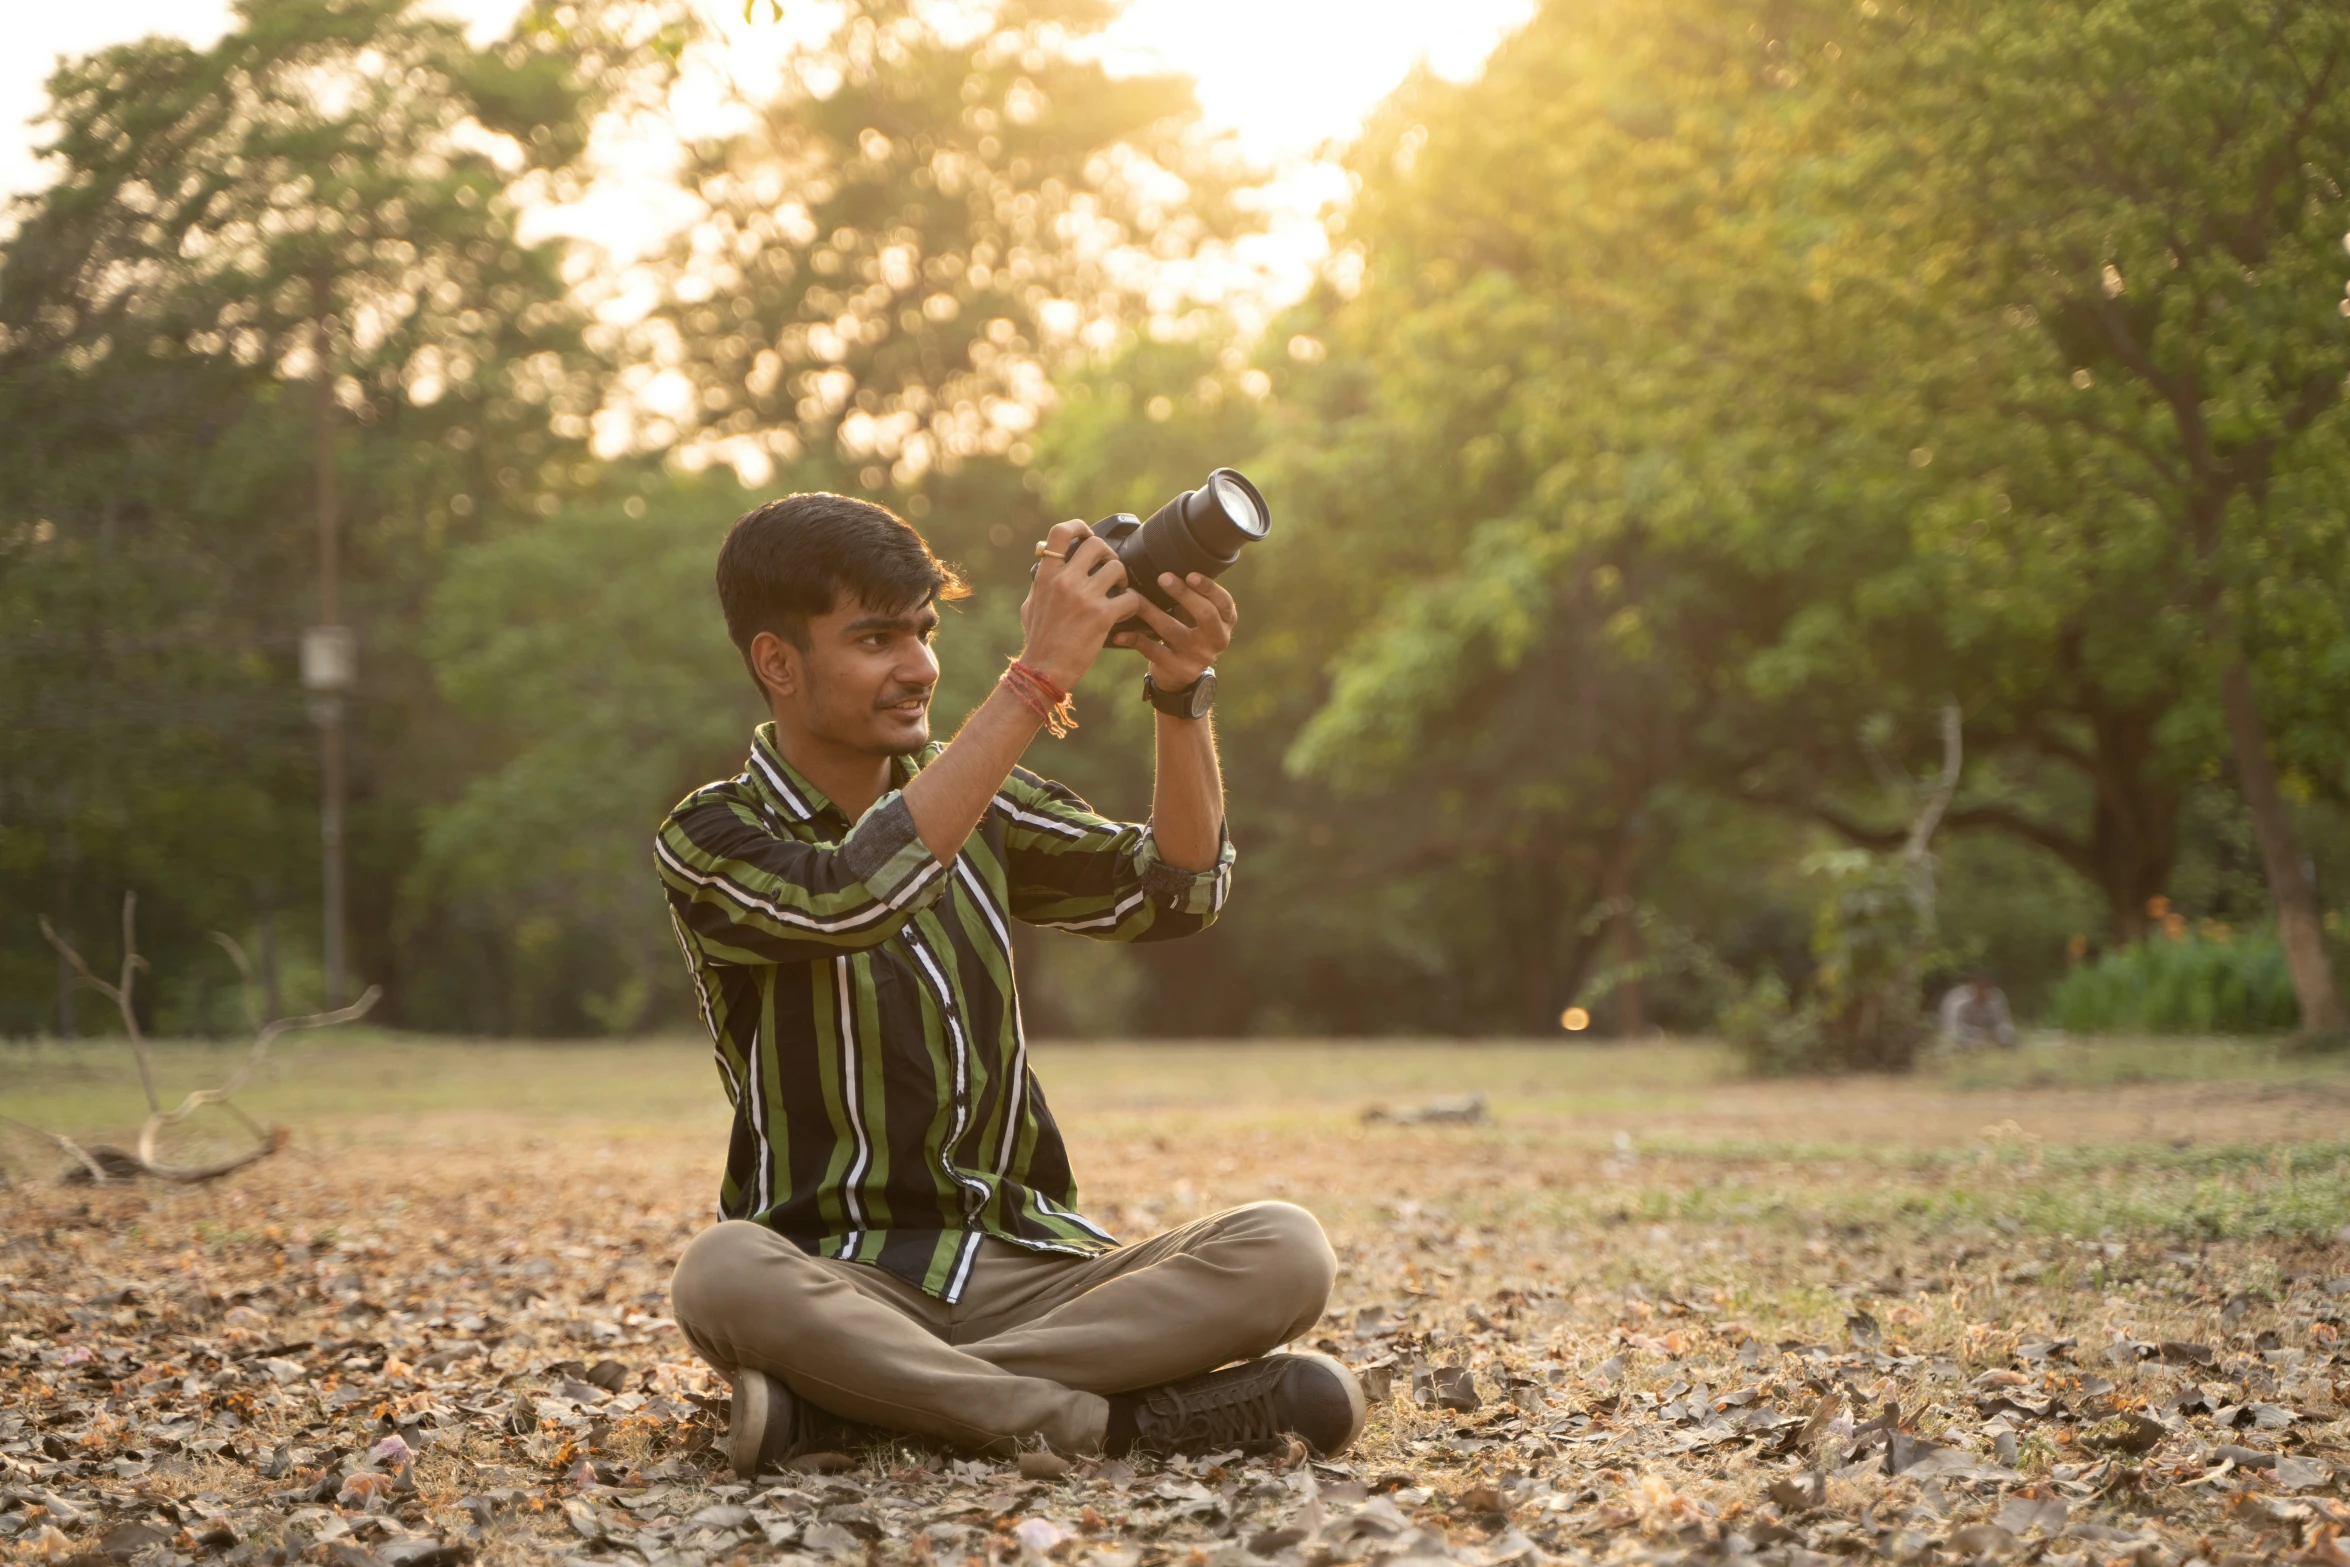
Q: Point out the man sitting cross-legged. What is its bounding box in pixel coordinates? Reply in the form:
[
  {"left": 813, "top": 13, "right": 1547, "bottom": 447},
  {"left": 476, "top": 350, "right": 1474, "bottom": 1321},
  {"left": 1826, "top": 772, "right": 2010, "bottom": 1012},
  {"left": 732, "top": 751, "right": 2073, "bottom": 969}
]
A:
[{"left": 655, "top": 494, "right": 1362, "bottom": 1474}]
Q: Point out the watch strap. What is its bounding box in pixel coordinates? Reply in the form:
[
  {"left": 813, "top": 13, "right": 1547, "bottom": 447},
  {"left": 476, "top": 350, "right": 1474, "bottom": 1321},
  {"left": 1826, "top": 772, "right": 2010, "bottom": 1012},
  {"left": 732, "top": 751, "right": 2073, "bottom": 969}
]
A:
[{"left": 1144, "top": 668, "right": 1213, "bottom": 718}]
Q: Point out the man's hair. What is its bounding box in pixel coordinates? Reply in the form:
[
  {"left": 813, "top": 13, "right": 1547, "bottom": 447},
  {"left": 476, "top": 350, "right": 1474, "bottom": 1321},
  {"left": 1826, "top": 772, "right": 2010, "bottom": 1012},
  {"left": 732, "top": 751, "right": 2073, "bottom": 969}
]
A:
[{"left": 715, "top": 493, "right": 969, "bottom": 673}]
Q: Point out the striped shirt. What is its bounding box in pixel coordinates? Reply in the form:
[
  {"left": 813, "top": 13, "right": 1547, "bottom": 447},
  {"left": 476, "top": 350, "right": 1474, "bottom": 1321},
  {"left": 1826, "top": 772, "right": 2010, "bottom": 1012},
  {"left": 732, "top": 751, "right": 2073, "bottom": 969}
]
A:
[{"left": 655, "top": 721, "right": 1233, "bottom": 1301}]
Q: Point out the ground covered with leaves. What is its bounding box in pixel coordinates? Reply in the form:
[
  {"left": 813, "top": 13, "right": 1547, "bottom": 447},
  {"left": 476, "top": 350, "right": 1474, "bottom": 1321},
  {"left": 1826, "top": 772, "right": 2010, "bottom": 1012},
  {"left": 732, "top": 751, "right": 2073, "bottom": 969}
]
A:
[{"left": 4, "top": 1038, "right": 2350, "bottom": 1567}]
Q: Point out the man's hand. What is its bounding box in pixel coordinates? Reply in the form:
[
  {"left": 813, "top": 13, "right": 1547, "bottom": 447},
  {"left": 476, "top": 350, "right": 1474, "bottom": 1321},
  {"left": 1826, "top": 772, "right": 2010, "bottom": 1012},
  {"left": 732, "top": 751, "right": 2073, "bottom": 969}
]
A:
[
  {"left": 1019, "top": 519, "right": 1140, "bottom": 691},
  {"left": 1112, "top": 571, "right": 1236, "bottom": 690}
]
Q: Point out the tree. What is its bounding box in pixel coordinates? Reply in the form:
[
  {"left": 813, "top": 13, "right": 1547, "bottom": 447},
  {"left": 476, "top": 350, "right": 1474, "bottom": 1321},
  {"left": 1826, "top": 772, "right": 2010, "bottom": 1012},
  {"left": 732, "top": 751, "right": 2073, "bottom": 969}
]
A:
[
  {"left": 626, "top": 0, "right": 1246, "bottom": 564},
  {"left": 1250, "top": 0, "right": 1930, "bottom": 1033},
  {"left": 0, "top": 0, "right": 670, "bottom": 1030},
  {"left": 408, "top": 2, "right": 1258, "bottom": 1036},
  {"left": 1848, "top": 0, "right": 2350, "bottom": 1029},
  {"left": 1254, "top": 0, "right": 2350, "bottom": 1045},
  {"left": 415, "top": 482, "right": 755, "bottom": 1034}
]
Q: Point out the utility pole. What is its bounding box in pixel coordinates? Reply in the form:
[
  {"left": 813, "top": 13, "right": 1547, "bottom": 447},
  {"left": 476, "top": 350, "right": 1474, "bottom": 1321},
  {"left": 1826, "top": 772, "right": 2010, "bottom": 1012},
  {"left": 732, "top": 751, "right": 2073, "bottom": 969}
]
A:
[{"left": 301, "top": 271, "right": 354, "bottom": 1009}]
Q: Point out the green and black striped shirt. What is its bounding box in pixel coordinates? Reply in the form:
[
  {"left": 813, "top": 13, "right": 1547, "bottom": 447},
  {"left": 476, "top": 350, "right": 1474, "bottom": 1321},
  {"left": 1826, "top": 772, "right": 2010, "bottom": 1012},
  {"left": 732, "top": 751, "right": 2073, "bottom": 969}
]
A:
[{"left": 655, "top": 722, "right": 1233, "bottom": 1300}]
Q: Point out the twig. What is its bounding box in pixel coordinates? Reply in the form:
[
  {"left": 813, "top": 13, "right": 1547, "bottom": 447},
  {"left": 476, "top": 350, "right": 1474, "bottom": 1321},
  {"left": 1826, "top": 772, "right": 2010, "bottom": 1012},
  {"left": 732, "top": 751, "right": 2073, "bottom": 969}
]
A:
[
  {"left": 210, "top": 930, "right": 263, "bottom": 1034},
  {"left": 39, "top": 892, "right": 157, "bottom": 1113},
  {"left": 0, "top": 1113, "right": 113, "bottom": 1185},
  {"left": 134, "top": 987, "right": 379, "bottom": 1181},
  {"left": 24, "top": 892, "right": 381, "bottom": 1185}
]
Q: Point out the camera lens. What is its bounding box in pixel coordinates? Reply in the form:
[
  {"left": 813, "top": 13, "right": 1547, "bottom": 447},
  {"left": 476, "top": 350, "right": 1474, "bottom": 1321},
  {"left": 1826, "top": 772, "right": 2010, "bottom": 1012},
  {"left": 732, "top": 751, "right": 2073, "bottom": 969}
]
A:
[
  {"left": 1095, "top": 467, "right": 1270, "bottom": 630},
  {"left": 1207, "top": 471, "right": 1268, "bottom": 540},
  {"left": 1175, "top": 468, "right": 1269, "bottom": 558}
]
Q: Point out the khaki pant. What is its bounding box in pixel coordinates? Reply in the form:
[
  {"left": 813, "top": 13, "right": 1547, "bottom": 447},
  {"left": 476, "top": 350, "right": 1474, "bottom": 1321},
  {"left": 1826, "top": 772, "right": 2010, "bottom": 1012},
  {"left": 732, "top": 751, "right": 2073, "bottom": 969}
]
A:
[{"left": 669, "top": 1201, "right": 1336, "bottom": 1455}]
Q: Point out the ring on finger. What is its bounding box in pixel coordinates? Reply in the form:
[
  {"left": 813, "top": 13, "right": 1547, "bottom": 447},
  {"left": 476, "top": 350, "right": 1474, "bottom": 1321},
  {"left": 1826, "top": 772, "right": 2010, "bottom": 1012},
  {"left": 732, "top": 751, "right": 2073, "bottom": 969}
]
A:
[{"left": 1034, "top": 541, "right": 1070, "bottom": 561}]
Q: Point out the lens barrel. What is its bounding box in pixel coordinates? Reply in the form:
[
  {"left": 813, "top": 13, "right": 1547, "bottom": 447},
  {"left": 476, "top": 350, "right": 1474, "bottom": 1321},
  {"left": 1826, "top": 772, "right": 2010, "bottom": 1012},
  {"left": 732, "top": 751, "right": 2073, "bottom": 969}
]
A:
[{"left": 1097, "top": 468, "right": 1269, "bottom": 614}]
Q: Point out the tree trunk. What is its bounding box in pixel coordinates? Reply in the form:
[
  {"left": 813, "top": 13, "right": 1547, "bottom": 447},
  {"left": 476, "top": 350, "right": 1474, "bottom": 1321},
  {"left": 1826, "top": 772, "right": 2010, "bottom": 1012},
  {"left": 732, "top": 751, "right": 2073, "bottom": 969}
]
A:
[
  {"left": 52, "top": 846, "right": 76, "bottom": 1040},
  {"left": 2217, "top": 654, "right": 2347, "bottom": 1033},
  {"left": 1599, "top": 840, "right": 1644, "bottom": 1038},
  {"left": 256, "top": 884, "right": 283, "bottom": 1023},
  {"left": 2083, "top": 704, "right": 2182, "bottom": 944}
]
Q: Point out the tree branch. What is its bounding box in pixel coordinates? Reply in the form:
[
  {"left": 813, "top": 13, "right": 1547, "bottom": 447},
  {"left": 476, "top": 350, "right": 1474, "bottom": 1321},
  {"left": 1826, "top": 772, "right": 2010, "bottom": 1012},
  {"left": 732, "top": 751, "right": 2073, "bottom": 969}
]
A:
[
  {"left": 40, "top": 894, "right": 157, "bottom": 1113},
  {"left": 1904, "top": 701, "right": 1964, "bottom": 863},
  {"left": 1939, "top": 803, "right": 2096, "bottom": 876},
  {"left": 20, "top": 893, "right": 381, "bottom": 1185},
  {"left": 0, "top": 1114, "right": 113, "bottom": 1185}
]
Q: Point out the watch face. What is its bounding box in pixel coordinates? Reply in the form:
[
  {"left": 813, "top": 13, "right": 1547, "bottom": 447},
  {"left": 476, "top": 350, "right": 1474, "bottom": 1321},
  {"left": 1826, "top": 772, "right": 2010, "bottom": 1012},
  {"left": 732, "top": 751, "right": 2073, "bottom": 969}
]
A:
[{"left": 1185, "top": 669, "right": 1216, "bottom": 717}]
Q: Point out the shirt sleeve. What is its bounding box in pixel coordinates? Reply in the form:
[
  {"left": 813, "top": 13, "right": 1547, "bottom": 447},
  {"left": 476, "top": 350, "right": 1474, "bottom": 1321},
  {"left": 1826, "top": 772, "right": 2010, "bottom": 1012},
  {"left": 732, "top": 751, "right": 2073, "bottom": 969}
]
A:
[
  {"left": 994, "top": 766, "right": 1233, "bottom": 943},
  {"left": 655, "top": 787, "right": 950, "bottom": 965}
]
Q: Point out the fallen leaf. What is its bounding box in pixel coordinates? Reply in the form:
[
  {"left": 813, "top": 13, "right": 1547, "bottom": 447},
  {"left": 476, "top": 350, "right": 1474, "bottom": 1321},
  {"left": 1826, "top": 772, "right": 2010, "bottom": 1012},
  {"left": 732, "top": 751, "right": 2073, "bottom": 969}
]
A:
[
  {"left": 1947, "top": 1522, "right": 2017, "bottom": 1556},
  {"left": 1013, "top": 1517, "right": 1066, "bottom": 1551},
  {"left": 2277, "top": 1456, "right": 2335, "bottom": 1492},
  {"left": 800, "top": 1521, "right": 860, "bottom": 1553},
  {"left": 1414, "top": 1363, "right": 1480, "bottom": 1412},
  {"left": 95, "top": 1523, "right": 169, "bottom": 1561},
  {"left": 337, "top": 1471, "right": 398, "bottom": 1511},
  {"left": 1995, "top": 1494, "right": 2069, "bottom": 1535},
  {"left": 2090, "top": 1414, "right": 2167, "bottom": 1454}
]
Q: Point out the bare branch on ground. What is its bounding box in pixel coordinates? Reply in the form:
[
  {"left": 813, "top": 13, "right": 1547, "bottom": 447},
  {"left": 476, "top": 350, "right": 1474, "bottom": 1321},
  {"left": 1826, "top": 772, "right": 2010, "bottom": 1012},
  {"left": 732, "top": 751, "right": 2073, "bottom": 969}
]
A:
[{"left": 12, "top": 892, "right": 380, "bottom": 1184}]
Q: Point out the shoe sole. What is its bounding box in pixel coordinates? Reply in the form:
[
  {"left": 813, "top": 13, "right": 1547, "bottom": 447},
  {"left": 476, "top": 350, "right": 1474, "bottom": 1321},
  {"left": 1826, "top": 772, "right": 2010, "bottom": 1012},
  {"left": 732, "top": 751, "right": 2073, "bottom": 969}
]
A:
[
  {"left": 726, "top": 1368, "right": 772, "bottom": 1479},
  {"left": 1289, "top": 1351, "right": 1369, "bottom": 1456}
]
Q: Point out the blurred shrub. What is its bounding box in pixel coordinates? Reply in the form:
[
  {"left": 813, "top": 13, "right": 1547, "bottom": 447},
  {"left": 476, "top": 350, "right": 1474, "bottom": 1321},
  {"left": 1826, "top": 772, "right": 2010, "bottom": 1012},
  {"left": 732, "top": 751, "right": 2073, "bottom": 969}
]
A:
[
  {"left": 2050, "top": 929, "right": 2297, "bottom": 1035},
  {"left": 1589, "top": 846, "right": 1941, "bottom": 1076},
  {"left": 1717, "top": 973, "right": 1826, "bottom": 1079}
]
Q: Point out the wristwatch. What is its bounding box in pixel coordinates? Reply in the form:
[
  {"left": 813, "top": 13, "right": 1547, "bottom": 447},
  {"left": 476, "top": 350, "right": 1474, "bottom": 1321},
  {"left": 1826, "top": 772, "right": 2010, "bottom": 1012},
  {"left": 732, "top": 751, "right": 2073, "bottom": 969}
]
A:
[{"left": 1143, "top": 667, "right": 1216, "bottom": 720}]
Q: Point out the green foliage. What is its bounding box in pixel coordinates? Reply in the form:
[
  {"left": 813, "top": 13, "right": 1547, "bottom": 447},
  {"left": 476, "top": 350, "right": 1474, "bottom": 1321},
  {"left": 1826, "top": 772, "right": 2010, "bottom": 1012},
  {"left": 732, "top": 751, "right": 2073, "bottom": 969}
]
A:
[
  {"left": 1598, "top": 851, "right": 1939, "bottom": 1076},
  {"left": 413, "top": 484, "right": 751, "bottom": 1033},
  {"left": 2050, "top": 931, "right": 2302, "bottom": 1036},
  {"left": 1801, "top": 850, "right": 1933, "bottom": 1072},
  {"left": 11, "top": 0, "right": 2350, "bottom": 1045},
  {"left": 0, "top": 0, "right": 669, "bottom": 1034},
  {"left": 632, "top": 0, "right": 1246, "bottom": 510},
  {"left": 1716, "top": 974, "right": 1824, "bottom": 1080},
  {"left": 0, "top": 0, "right": 1232, "bottom": 1037}
]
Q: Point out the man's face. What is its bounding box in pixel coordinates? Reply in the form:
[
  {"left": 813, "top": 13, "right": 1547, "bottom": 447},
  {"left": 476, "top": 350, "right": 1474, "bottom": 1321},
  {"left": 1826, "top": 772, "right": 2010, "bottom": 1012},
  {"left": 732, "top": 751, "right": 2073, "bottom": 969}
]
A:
[{"left": 778, "top": 593, "right": 941, "bottom": 757}]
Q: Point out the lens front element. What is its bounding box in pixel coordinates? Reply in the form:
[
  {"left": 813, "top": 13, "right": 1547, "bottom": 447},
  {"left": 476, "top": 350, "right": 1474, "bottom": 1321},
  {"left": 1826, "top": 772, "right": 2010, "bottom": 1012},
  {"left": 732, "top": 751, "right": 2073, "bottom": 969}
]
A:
[{"left": 1208, "top": 471, "right": 1268, "bottom": 539}]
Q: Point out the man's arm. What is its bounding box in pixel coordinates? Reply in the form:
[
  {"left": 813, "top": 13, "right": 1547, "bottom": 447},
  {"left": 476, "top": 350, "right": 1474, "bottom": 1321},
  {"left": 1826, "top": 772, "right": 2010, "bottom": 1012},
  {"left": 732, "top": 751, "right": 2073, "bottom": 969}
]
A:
[
  {"left": 991, "top": 567, "right": 1237, "bottom": 940},
  {"left": 1149, "top": 712, "right": 1225, "bottom": 871},
  {"left": 662, "top": 518, "right": 1141, "bottom": 965},
  {"left": 900, "top": 517, "right": 1142, "bottom": 863},
  {"left": 1116, "top": 571, "right": 1236, "bottom": 872}
]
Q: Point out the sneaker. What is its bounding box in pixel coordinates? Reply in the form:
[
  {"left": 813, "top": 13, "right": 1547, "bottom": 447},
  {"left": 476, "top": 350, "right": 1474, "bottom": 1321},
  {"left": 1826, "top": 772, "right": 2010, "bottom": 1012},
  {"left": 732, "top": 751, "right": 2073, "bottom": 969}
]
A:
[
  {"left": 1118, "top": 1352, "right": 1367, "bottom": 1458},
  {"left": 724, "top": 1369, "right": 874, "bottom": 1478},
  {"left": 725, "top": 1367, "right": 796, "bottom": 1479}
]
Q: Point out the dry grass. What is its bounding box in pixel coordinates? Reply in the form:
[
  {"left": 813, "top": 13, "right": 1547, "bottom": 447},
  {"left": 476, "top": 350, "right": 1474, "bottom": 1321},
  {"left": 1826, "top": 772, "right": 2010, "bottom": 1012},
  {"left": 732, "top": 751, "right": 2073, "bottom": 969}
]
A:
[{"left": 3, "top": 1035, "right": 2347, "bottom": 1565}]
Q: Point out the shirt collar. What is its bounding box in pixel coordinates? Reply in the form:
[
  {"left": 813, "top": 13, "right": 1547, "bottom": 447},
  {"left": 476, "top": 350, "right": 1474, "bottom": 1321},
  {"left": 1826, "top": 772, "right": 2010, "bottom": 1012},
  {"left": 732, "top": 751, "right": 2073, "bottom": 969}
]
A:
[{"left": 746, "top": 722, "right": 925, "bottom": 824}]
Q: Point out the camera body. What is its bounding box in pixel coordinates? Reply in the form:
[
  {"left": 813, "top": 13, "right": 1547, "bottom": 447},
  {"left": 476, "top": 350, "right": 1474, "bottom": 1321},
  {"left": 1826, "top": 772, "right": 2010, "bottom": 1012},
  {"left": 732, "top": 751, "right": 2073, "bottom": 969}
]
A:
[{"left": 1089, "top": 468, "right": 1270, "bottom": 633}]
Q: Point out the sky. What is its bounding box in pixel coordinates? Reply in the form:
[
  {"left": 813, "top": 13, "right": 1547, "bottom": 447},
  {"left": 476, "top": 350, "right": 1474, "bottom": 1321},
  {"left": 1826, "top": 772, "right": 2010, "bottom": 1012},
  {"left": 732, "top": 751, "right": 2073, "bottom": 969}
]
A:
[{"left": 0, "top": 0, "right": 1535, "bottom": 301}]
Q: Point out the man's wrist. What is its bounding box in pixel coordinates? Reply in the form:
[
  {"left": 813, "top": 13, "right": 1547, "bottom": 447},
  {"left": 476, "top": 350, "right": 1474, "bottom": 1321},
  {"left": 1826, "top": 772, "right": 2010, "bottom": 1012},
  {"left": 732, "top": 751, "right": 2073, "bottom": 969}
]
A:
[
  {"left": 1016, "top": 647, "right": 1085, "bottom": 693},
  {"left": 1144, "top": 666, "right": 1216, "bottom": 720}
]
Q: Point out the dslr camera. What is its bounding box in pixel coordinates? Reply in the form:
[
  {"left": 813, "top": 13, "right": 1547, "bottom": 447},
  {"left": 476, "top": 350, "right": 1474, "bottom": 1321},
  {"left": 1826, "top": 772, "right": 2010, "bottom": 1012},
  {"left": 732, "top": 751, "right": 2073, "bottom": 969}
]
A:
[{"left": 1085, "top": 469, "right": 1270, "bottom": 632}]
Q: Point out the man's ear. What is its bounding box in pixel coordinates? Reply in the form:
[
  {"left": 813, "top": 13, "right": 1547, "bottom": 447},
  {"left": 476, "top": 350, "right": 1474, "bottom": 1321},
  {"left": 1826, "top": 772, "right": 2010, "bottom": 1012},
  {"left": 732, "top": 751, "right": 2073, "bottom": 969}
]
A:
[{"left": 748, "top": 630, "right": 800, "bottom": 703}]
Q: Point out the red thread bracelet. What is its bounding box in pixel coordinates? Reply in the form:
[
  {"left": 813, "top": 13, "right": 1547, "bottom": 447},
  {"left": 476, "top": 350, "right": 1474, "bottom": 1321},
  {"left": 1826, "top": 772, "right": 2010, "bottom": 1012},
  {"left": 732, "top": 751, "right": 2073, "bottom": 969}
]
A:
[
  {"left": 1003, "top": 658, "right": 1079, "bottom": 738},
  {"left": 1001, "top": 669, "right": 1051, "bottom": 723}
]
